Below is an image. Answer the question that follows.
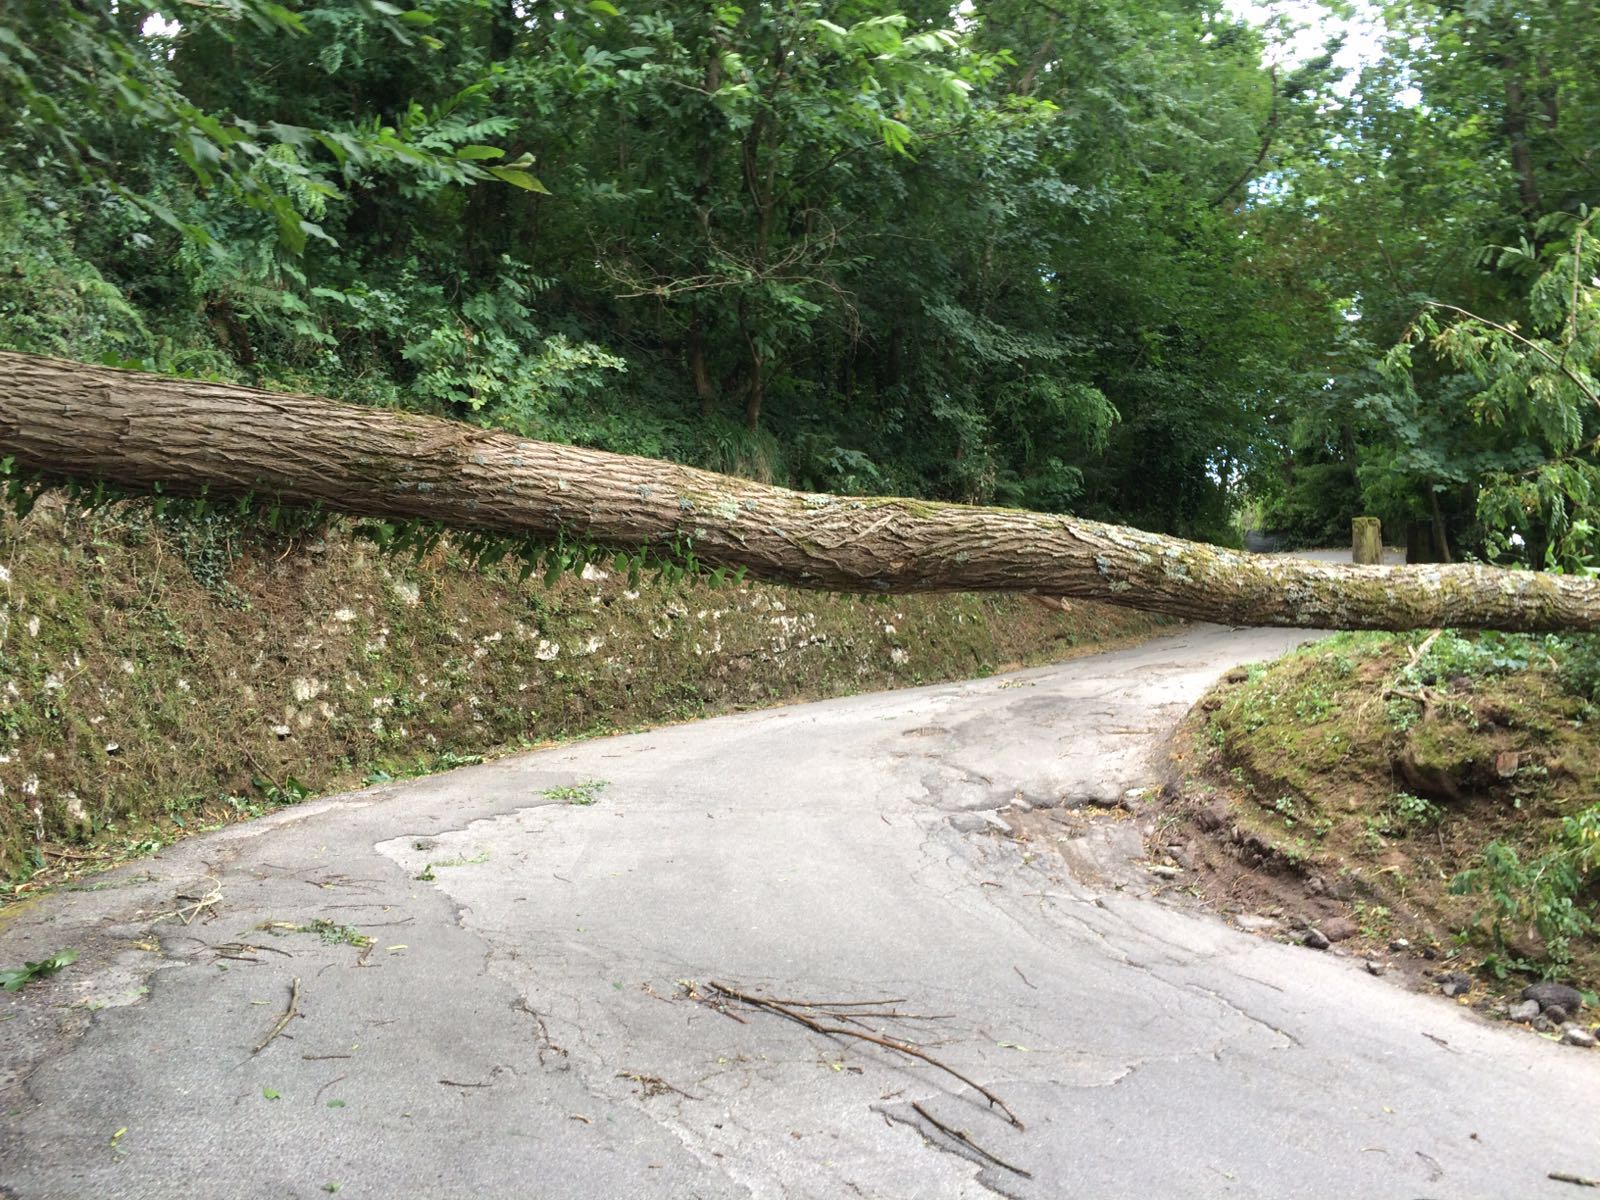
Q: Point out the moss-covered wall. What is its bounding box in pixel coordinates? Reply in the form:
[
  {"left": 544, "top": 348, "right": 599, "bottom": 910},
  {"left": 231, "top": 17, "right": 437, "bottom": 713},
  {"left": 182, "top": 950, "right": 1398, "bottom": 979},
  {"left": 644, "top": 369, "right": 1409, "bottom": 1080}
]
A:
[{"left": 0, "top": 504, "right": 1165, "bottom": 885}]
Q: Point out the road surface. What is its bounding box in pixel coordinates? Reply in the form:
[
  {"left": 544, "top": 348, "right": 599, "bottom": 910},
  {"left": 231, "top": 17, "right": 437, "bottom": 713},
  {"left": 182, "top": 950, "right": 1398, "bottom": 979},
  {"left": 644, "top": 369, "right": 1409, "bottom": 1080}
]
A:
[{"left": 1, "top": 617, "right": 1594, "bottom": 1199}]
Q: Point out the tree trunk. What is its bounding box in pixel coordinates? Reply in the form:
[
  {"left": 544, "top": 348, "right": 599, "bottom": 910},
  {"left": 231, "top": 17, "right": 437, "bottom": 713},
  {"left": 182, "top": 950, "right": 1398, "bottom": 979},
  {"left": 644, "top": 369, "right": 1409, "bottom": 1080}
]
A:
[
  {"left": 1502, "top": 55, "right": 1543, "bottom": 215},
  {"left": 1352, "top": 517, "right": 1383, "bottom": 565},
  {"left": 1, "top": 352, "right": 1597, "bottom": 632},
  {"left": 688, "top": 317, "right": 715, "bottom": 417}
]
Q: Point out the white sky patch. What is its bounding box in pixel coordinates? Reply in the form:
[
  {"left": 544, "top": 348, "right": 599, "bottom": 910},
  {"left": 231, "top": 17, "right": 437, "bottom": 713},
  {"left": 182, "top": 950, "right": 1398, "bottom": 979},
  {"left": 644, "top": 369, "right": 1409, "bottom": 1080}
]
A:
[
  {"left": 1228, "top": 0, "right": 1421, "bottom": 105},
  {"left": 142, "top": 13, "right": 181, "bottom": 38}
]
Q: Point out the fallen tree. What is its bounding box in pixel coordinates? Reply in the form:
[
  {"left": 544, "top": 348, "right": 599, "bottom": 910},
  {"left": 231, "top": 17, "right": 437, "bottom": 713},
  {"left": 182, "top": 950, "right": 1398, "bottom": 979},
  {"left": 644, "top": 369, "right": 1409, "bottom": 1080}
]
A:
[{"left": 1, "top": 350, "right": 1596, "bottom": 632}]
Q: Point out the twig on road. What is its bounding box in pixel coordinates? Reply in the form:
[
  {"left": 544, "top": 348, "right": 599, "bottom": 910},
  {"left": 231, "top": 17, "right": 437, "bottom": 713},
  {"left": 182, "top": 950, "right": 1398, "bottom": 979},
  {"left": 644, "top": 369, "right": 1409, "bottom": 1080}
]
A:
[
  {"left": 910, "top": 1101, "right": 1033, "bottom": 1179},
  {"left": 314, "top": 1074, "right": 347, "bottom": 1103},
  {"left": 617, "top": 1071, "right": 699, "bottom": 1101},
  {"left": 252, "top": 977, "right": 301, "bottom": 1055},
  {"left": 1551, "top": 1172, "right": 1600, "bottom": 1189},
  {"left": 705, "top": 981, "right": 1023, "bottom": 1130}
]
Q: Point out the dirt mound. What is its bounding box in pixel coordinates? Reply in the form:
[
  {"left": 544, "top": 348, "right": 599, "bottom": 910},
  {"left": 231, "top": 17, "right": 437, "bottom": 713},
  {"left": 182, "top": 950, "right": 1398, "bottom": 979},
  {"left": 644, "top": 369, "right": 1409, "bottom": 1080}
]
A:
[{"left": 1155, "top": 631, "right": 1600, "bottom": 1000}]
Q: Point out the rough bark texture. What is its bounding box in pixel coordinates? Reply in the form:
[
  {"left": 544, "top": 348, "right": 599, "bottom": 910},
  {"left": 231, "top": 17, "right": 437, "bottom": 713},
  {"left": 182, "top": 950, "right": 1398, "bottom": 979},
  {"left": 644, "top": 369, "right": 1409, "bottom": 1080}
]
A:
[{"left": 2, "top": 351, "right": 1598, "bottom": 632}]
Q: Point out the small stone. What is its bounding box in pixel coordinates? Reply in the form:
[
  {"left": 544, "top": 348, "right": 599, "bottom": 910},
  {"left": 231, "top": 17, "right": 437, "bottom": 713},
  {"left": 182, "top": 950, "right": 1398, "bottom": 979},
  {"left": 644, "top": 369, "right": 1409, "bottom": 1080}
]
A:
[
  {"left": 1365, "top": 960, "right": 1386, "bottom": 977},
  {"left": 271, "top": 724, "right": 291, "bottom": 740},
  {"left": 1303, "top": 929, "right": 1331, "bottom": 950},
  {"left": 1421, "top": 945, "right": 1439, "bottom": 960},
  {"left": 1194, "top": 806, "right": 1228, "bottom": 832},
  {"left": 1561, "top": 1024, "right": 1597, "bottom": 1048},
  {"left": 1521, "top": 982, "right": 1585, "bottom": 1014},
  {"left": 1438, "top": 972, "right": 1473, "bottom": 998},
  {"left": 1166, "top": 846, "right": 1195, "bottom": 871},
  {"left": 1533, "top": 1016, "right": 1558, "bottom": 1033},
  {"left": 1543, "top": 1005, "right": 1570, "bottom": 1026},
  {"left": 1389, "top": 938, "right": 1411, "bottom": 951},
  {"left": 1148, "top": 864, "right": 1182, "bottom": 879},
  {"left": 1320, "top": 916, "right": 1359, "bottom": 943},
  {"left": 1234, "top": 914, "right": 1280, "bottom": 934},
  {"left": 1306, "top": 875, "right": 1326, "bottom": 896},
  {"left": 949, "top": 812, "right": 1004, "bottom": 835},
  {"left": 1509, "top": 1000, "right": 1541, "bottom": 1022}
]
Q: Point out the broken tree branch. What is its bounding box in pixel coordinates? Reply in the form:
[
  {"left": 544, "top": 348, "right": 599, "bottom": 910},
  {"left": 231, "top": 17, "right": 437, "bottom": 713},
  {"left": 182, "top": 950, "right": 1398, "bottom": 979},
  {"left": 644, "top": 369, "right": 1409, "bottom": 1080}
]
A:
[
  {"left": 910, "top": 1100, "right": 1033, "bottom": 1179},
  {"left": 252, "top": 976, "right": 301, "bottom": 1055},
  {"left": 706, "top": 981, "right": 1023, "bottom": 1129}
]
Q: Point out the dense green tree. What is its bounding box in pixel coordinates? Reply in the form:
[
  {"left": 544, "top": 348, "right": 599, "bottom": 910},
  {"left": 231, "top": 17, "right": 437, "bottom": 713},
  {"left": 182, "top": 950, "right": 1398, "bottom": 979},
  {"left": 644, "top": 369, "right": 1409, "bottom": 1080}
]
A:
[{"left": 8, "top": 0, "right": 1589, "bottom": 555}]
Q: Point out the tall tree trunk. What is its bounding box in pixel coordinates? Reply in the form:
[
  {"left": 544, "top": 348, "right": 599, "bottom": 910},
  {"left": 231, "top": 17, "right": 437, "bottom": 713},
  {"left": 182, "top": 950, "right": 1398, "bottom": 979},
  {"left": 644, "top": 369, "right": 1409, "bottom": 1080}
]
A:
[
  {"left": 744, "top": 334, "right": 764, "bottom": 431},
  {"left": 1429, "top": 488, "right": 1454, "bottom": 565},
  {"left": 1, "top": 352, "right": 1597, "bottom": 632},
  {"left": 1502, "top": 55, "right": 1543, "bottom": 215},
  {"left": 688, "top": 317, "right": 715, "bottom": 417}
]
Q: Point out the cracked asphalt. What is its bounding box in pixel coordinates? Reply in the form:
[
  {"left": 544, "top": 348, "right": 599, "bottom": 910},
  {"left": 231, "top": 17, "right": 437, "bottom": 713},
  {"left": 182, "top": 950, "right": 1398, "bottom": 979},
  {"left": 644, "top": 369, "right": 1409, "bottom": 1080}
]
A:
[{"left": 3, "top": 616, "right": 1597, "bottom": 1199}]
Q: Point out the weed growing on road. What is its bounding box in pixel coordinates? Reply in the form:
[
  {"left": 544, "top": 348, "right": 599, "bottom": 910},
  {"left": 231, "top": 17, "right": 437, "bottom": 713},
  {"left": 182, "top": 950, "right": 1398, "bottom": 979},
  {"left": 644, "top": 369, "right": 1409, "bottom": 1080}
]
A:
[
  {"left": 256, "top": 919, "right": 373, "bottom": 949},
  {"left": 415, "top": 849, "right": 490, "bottom": 880},
  {"left": 543, "top": 780, "right": 608, "bottom": 806}
]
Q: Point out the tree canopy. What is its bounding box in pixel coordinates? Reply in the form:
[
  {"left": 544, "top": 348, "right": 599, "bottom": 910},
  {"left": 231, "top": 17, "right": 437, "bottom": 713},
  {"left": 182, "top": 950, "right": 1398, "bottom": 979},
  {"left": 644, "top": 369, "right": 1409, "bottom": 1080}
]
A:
[{"left": 0, "top": 0, "right": 1595, "bottom": 560}]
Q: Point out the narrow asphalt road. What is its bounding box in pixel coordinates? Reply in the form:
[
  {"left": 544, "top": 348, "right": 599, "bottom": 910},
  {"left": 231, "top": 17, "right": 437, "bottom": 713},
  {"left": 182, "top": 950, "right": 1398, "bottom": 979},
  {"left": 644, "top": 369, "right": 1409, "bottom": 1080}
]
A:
[{"left": 2, "top": 618, "right": 1595, "bottom": 1199}]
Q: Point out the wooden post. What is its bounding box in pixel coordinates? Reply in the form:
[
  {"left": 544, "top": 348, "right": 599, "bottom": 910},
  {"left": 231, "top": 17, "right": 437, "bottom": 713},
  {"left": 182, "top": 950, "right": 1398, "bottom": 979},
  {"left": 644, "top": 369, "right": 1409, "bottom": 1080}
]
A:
[{"left": 1353, "top": 517, "right": 1383, "bottom": 565}]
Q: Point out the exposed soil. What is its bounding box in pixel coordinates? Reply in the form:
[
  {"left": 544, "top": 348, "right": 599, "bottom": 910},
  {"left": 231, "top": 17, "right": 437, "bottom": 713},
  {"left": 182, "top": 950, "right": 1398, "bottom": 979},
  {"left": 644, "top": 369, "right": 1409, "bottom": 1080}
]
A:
[{"left": 1145, "top": 631, "right": 1600, "bottom": 1020}]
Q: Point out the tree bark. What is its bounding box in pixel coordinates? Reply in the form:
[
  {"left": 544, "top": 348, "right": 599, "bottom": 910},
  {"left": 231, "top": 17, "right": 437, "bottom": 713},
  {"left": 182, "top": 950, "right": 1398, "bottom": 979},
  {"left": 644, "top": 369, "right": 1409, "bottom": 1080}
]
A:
[{"left": 1, "top": 351, "right": 1597, "bottom": 632}]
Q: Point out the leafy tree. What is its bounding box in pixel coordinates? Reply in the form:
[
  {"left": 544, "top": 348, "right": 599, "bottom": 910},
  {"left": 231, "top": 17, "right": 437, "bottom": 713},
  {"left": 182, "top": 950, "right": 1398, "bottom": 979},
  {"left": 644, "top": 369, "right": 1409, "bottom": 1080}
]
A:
[{"left": 1384, "top": 208, "right": 1599, "bottom": 568}]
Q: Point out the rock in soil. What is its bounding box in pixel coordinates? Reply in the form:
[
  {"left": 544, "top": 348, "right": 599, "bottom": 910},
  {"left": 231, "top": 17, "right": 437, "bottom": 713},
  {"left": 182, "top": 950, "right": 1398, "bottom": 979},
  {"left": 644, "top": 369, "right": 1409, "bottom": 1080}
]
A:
[
  {"left": 1438, "top": 972, "right": 1473, "bottom": 998},
  {"left": 1148, "top": 864, "right": 1182, "bottom": 879},
  {"left": 1303, "top": 929, "right": 1331, "bottom": 951},
  {"left": 1560, "top": 1025, "right": 1597, "bottom": 1048},
  {"left": 1522, "top": 982, "right": 1585, "bottom": 1014},
  {"left": 1389, "top": 938, "right": 1410, "bottom": 951},
  {"left": 1364, "top": 960, "right": 1386, "bottom": 977},
  {"left": 1509, "top": 1000, "right": 1541, "bottom": 1023},
  {"left": 1543, "top": 1005, "right": 1570, "bottom": 1025},
  {"left": 1319, "top": 916, "right": 1358, "bottom": 943}
]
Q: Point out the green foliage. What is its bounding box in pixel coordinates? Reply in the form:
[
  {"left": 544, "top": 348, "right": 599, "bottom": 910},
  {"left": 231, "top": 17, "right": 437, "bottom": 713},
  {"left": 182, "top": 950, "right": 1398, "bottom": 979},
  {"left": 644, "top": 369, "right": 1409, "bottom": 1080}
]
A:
[
  {"left": 1554, "top": 634, "right": 1600, "bottom": 703},
  {"left": 542, "top": 780, "right": 608, "bottom": 807},
  {"left": 0, "top": 0, "right": 1316, "bottom": 540},
  {"left": 0, "top": 176, "right": 149, "bottom": 361},
  {"left": 1259, "top": 1, "right": 1600, "bottom": 558},
  {"left": 1, "top": 947, "right": 77, "bottom": 990},
  {"left": 1399, "top": 631, "right": 1534, "bottom": 688},
  {"left": 1383, "top": 210, "right": 1600, "bottom": 570},
  {"left": 1452, "top": 804, "right": 1600, "bottom": 975},
  {"left": 6, "top": 0, "right": 1593, "bottom": 568}
]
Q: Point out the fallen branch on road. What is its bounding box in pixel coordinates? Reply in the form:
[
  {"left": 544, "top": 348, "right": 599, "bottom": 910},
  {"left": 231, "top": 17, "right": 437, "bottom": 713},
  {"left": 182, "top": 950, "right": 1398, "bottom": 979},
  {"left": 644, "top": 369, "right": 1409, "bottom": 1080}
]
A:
[
  {"left": 703, "top": 981, "right": 1023, "bottom": 1130},
  {"left": 252, "top": 976, "right": 300, "bottom": 1055},
  {"left": 909, "top": 1100, "right": 1033, "bottom": 1179}
]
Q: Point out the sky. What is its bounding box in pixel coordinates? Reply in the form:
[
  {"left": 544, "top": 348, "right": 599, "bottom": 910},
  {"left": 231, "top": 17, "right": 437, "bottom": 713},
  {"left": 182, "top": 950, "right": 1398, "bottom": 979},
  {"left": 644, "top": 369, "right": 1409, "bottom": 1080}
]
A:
[{"left": 1228, "top": 1, "right": 1421, "bottom": 104}]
